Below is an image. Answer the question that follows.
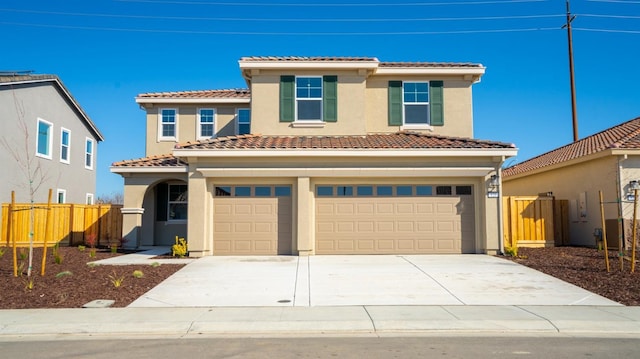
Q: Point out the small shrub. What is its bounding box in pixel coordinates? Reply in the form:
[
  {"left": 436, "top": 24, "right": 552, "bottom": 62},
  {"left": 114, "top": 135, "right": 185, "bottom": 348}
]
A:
[
  {"left": 108, "top": 271, "right": 125, "bottom": 288},
  {"left": 87, "top": 262, "right": 99, "bottom": 268},
  {"left": 172, "top": 236, "right": 188, "bottom": 258},
  {"left": 89, "top": 248, "right": 97, "bottom": 258},
  {"left": 85, "top": 234, "right": 97, "bottom": 248},
  {"left": 111, "top": 245, "right": 118, "bottom": 254},
  {"left": 52, "top": 242, "right": 60, "bottom": 257},
  {"left": 132, "top": 270, "right": 144, "bottom": 278},
  {"left": 18, "top": 248, "right": 27, "bottom": 260},
  {"left": 504, "top": 246, "right": 519, "bottom": 257},
  {"left": 78, "top": 245, "right": 86, "bottom": 252},
  {"left": 0, "top": 246, "right": 5, "bottom": 257},
  {"left": 24, "top": 278, "right": 35, "bottom": 291},
  {"left": 150, "top": 262, "right": 161, "bottom": 268},
  {"left": 55, "top": 271, "right": 73, "bottom": 278},
  {"left": 54, "top": 253, "right": 63, "bottom": 264}
]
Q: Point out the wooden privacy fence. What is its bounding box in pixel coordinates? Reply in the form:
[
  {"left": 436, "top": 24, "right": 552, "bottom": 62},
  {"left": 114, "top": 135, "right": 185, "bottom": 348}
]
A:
[
  {"left": 503, "top": 196, "right": 569, "bottom": 248},
  {"left": 1, "top": 203, "right": 122, "bottom": 247}
]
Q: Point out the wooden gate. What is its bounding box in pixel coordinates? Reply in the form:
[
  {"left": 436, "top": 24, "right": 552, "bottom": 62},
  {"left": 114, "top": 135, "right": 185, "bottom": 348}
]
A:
[{"left": 503, "top": 196, "right": 569, "bottom": 248}]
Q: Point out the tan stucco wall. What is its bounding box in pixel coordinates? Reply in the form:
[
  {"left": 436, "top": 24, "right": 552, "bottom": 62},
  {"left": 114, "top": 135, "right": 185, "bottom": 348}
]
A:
[
  {"left": 143, "top": 104, "right": 248, "bottom": 156},
  {"left": 503, "top": 156, "right": 621, "bottom": 247},
  {"left": 365, "top": 77, "right": 474, "bottom": 138}
]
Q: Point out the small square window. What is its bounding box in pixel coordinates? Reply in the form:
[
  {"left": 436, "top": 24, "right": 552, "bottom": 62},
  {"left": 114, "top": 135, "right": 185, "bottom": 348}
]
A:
[
  {"left": 416, "top": 186, "right": 433, "bottom": 196},
  {"left": 456, "top": 186, "right": 472, "bottom": 195},
  {"left": 235, "top": 186, "right": 251, "bottom": 197},
  {"left": 317, "top": 186, "right": 333, "bottom": 196},
  {"left": 215, "top": 186, "right": 231, "bottom": 196},
  {"left": 275, "top": 186, "right": 291, "bottom": 197},
  {"left": 436, "top": 186, "right": 452, "bottom": 196},
  {"left": 397, "top": 186, "right": 413, "bottom": 196},
  {"left": 255, "top": 186, "right": 271, "bottom": 197},
  {"left": 357, "top": 186, "right": 373, "bottom": 196},
  {"left": 336, "top": 186, "right": 353, "bottom": 196},
  {"left": 377, "top": 186, "right": 393, "bottom": 196}
]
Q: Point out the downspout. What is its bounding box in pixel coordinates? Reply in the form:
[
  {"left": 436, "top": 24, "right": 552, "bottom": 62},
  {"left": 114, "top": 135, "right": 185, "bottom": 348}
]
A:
[
  {"left": 617, "top": 155, "right": 626, "bottom": 252},
  {"left": 497, "top": 164, "right": 505, "bottom": 255}
]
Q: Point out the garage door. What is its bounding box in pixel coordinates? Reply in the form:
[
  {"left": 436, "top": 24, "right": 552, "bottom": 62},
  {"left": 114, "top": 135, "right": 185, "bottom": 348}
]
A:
[
  {"left": 213, "top": 185, "right": 292, "bottom": 255},
  {"left": 316, "top": 185, "right": 475, "bottom": 254}
]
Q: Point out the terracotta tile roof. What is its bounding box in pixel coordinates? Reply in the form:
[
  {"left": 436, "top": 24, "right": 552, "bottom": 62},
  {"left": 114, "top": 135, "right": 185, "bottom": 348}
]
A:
[
  {"left": 380, "top": 62, "right": 482, "bottom": 68},
  {"left": 503, "top": 117, "right": 640, "bottom": 178},
  {"left": 240, "top": 56, "right": 378, "bottom": 62},
  {"left": 111, "top": 154, "right": 187, "bottom": 168},
  {"left": 137, "top": 89, "right": 250, "bottom": 99},
  {"left": 176, "top": 132, "right": 515, "bottom": 150}
]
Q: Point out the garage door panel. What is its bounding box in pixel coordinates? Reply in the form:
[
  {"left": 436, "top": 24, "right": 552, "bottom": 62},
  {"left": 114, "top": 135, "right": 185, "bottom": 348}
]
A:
[
  {"left": 337, "top": 203, "right": 355, "bottom": 214},
  {"left": 213, "top": 191, "right": 292, "bottom": 255},
  {"left": 316, "top": 188, "right": 475, "bottom": 255}
]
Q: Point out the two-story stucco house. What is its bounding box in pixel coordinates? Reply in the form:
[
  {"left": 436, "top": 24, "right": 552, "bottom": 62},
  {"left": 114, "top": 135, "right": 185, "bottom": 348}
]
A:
[
  {"left": 0, "top": 73, "right": 104, "bottom": 207},
  {"left": 111, "top": 56, "right": 517, "bottom": 257}
]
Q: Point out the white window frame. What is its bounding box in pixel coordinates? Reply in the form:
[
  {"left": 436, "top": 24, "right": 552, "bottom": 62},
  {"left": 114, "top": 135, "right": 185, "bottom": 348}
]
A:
[
  {"left": 402, "top": 81, "right": 431, "bottom": 129},
  {"left": 295, "top": 76, "right": 323, "bottom": 122},
  {"left": 158, "top": 108, "right": 178, "bottom": 141},
  {"left": 85, "top": 137, "right": 95, "bottom": 170},
  {"left": 35, "top": 118, "right": 53, "bottom": 159},
  {"left": 236, "top": 108, "right": 251, "bottom": 135},
  {"left": 86, "top": 193, "right": 94, "bottom": 205},
  {"left": 56, "top": 189, "right": 66, "bottom": 204},
  {"left": 197, "top": 108, "right": 216, "bottom": 140},
  {"left": 168, "top": 183, "right": 188, "bottom": 222},
  {"left": 60, "top": 127, "right": 71, "bottom": 164}
]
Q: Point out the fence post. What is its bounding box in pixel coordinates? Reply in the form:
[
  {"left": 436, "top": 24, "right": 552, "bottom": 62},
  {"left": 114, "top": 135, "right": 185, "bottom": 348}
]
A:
[
  {"left": 41, "top": 189, "right": 53, "bottom": 276},
  {"left": 68, "top": 203, "right": 75, "bottom": 246},
  {"left": 11, "top": 191, "right": 18, "bottom": 277}
]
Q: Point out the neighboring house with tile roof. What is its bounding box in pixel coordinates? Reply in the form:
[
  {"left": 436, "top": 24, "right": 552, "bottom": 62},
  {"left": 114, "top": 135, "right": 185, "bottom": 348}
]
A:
[
  {"left": 111, "top": 56, "right": 517, "bottom": 256},
  {"left": 503, "top": 117, "right": 640, "bottom": 248},
  {"left": 1, "top": 72, "right": 104, "bottom": 208}
]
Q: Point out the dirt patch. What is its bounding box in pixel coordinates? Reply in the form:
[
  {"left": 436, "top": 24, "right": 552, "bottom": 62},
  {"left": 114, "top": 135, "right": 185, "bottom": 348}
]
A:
[
  {"left": 0, "top": 246, "right": 185, "bottom": 309},
  {"left": 503, "top": 246, "right": 640, "bottom": 306}
]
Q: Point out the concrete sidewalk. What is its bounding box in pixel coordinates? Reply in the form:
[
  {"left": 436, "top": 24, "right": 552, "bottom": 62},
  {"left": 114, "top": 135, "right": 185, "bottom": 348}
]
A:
[{"left": 1, "top": 305, "right": 640, "bottom": 340}]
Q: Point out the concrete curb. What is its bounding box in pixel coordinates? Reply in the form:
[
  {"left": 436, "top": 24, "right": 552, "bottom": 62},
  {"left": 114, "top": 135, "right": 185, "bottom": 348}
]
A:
[{"left": 1, "top": 306, "right": 640, "bottom": 340}]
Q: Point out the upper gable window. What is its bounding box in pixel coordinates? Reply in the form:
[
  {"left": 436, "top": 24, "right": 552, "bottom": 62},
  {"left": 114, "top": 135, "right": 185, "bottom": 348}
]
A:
[
  {"left": 36, "top": 118, "right": 53, "bottom": 159},
  {"left": 237, "top": 108, "right": 251, "bottom": 135},
  {"left": 403, "top": 82, "right": 429, "bottom": 125},
  {"left": 85, "top": 137, "right": 94, "bottom": 170},
  {"left": 296, "top": 76, "right": 323, "bottom": 121},
  {"left": 60, "top": 128, "right": 70, "bottom": 164},
  {"left": 198, "top": 108, "right": 215, "bottom": 139},
  {"left": 159, "top": 108, "right": 177, "bottom": 141}
]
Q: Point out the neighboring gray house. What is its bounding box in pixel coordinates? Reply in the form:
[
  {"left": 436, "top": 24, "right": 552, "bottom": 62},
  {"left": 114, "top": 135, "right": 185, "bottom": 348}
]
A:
[{"left": 0, "top": 72, "right": 104, "bottom": 207}]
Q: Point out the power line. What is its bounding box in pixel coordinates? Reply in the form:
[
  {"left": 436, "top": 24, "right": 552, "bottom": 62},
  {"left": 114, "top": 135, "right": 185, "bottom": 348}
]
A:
[
  {"left": 581, "top": 14, "right": 640, "bottom": 19},
  {"left": 0, "top": 21, "right": 559, "bottom": 35},
  {"left": 115, "top": 0, "right": 549, "bottom": 6},
  {"left": 0, "top": 8, "right": 564, "bottom": 23},
  {"left": 575, "top": 27, "right": 640, "bottom": 33},
  {"left": 587, "top": 0, "right": 640, "bottom": 3}
]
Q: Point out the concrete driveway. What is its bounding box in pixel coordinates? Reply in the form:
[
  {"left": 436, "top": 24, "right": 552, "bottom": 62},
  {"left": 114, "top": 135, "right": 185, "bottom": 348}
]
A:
[{"left": 128, "top": 255, "right": 620, "bottom": 307}]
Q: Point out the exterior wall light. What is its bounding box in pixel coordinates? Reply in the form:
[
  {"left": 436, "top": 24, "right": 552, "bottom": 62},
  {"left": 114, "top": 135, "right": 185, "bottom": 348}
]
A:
[
  {"left": 487, "top": 174, "right": 500, "bottom": 198},
  {"left": 627, "top": 180, "right": 640, "bottom": 201}
]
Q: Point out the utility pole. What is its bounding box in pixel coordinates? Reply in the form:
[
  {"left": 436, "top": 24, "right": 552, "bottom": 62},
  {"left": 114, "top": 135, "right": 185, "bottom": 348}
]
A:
[{"left": 562, "top": 0, "right": 579, "bottom": 142}]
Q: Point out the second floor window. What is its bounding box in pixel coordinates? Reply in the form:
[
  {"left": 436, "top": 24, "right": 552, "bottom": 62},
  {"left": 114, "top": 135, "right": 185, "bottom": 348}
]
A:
[
  {"left": 198, "top": 108, "right": 215, "bottom": 139},
  {"left": 296, "top": 77, "right": 323, "bottom": 121},
  {"left": 36, "top": 118, "right": 52, "bottom": 159},
  {"left": 159, "top": 108, "right": 177, "bottom": 140},
  {"left": 403, "top": 82, "right": 429, "bottom": 125},
  {"left": 237, "top": 108, "right": 251, "bottom": 135},
  {"left": 60, "top": 128, "right": 70, "bottom": 164},
  {"left": 85, "top": 138, "right": 94, "bottom": 169}
]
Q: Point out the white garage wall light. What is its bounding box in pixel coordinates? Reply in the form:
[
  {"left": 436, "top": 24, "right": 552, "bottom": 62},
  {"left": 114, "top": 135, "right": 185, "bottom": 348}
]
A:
[
  {"left": 487, "top": 174, "right": 500, "bottom": 198},
  {"left": 627, "top": 180, "right": 640, "bottom": 201}
]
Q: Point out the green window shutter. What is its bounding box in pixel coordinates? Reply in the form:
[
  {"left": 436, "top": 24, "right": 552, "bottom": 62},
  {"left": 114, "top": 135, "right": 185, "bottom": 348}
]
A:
[
  {"left": 388, "top": 81, "right": 403, "bottom": 126},
  {"left": 280, "top": 75, "right": 295, "bottom": 122},
  {"left": 430, "top": 81, "right": 444, "bottom": 126},
  {"left": 323, "top": 75, "right": 337, "bottom": 122}
]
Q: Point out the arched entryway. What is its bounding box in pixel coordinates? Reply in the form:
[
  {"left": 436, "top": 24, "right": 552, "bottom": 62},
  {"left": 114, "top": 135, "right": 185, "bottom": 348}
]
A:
[{"left": 140, "top": 179, "right": 188, "bottom": 246}]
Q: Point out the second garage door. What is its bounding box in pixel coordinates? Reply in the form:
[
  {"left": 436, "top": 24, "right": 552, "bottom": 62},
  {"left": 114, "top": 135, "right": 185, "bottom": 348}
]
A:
[
  {"left": 213, "top": 185, "right": 292, "bottom": 255},
  {"left": 315, "top": 184, "right": 475, "bottom": 254}
]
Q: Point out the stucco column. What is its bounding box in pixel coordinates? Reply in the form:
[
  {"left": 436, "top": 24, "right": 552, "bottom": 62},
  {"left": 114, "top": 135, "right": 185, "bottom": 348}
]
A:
[
  {"left": 187, "top": 170, "right": 209, "bottom": 257},
  {"left": 121, "top": 208, "right": 144, "bottom": 249},
  {"left": 296, "top": 176, "right": 314, "bottom": 255}
]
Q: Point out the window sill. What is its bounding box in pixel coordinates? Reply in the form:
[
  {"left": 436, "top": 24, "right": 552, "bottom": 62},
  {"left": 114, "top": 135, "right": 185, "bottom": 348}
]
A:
[
  {"left": 36, "top": 153, "right": 52, "bottom": 160},
  {"left": 157, "top": 137, "right": 178, "bottom": 142},
  {"left": 401, "top": 124, "right": 433, "bottom": 132},
  {"left": 291, "top": 121, "right": 326, "bottom": 128}
]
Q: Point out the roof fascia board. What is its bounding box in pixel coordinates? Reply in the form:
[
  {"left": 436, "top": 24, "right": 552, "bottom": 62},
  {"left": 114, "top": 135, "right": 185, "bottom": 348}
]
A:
[
  {"left": 174, "top": 148, "right": 518, "bottom": 158},
  {"left": 197, "top": 166, "right": 496, "bottom": 178},
  {"left": 110, "top": 166, "right": 188, "bottom": 174},
  {"left": 238, "top": 61, "right": 380, "bottom": 71},
  {"left": 374, "top": 67, "right": 486, "bottom": 77},
  {"left": 136, "top": 98, "right": 250, "bottom": 104}
]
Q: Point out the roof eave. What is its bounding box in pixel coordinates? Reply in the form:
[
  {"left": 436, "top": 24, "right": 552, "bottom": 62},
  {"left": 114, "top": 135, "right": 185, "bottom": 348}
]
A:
[
  {"left": 504, "top": 149, "right": 616, "bottom": 181},
  {"left": 109, "top": 166, "right": 188, "bottom": 174},
  {"left": 173, "top": 148, "right": 518, "bottom": 158},
  {"left": 135, "top": 97, "right": 251, "bottom": 104}
]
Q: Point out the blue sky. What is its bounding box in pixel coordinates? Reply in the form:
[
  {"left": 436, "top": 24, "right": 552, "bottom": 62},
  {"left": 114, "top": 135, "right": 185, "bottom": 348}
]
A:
[{"left": 1, "top": 0, "right": 638, "bottom": 197}]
